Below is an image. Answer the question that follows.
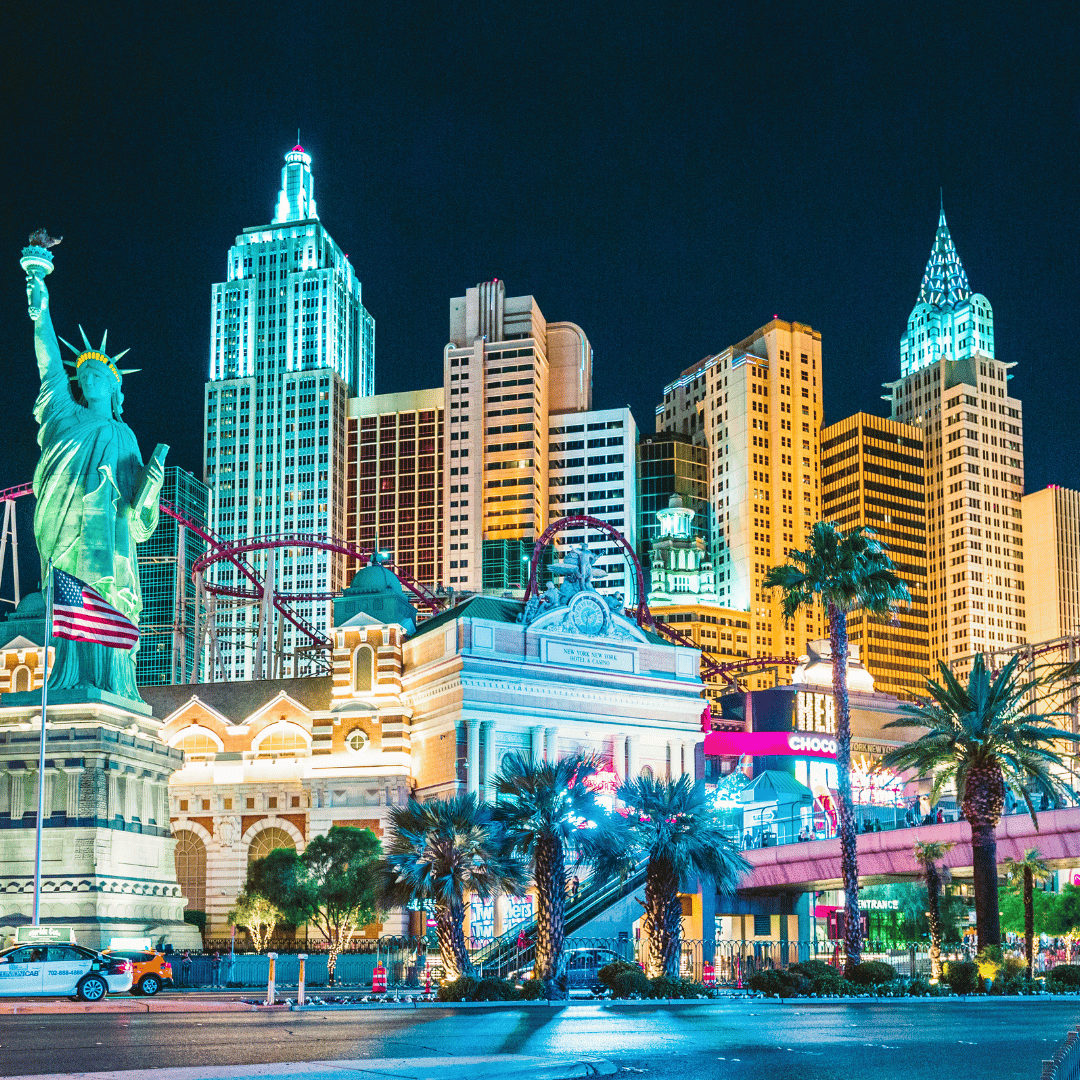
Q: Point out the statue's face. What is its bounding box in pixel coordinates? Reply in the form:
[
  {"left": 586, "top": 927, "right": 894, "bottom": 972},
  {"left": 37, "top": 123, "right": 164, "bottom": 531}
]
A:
[{"left": 78, "top": 362, "right": 116, "bottom": 408}]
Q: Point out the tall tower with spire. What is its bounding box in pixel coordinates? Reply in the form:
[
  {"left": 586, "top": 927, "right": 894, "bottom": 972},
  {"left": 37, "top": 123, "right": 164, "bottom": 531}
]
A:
[
  {"left": 202, "top": 145, "right": 376, "bottom": 681},
  {"left": 885, "top": 204, "right": 1026, "bottom": 672}
]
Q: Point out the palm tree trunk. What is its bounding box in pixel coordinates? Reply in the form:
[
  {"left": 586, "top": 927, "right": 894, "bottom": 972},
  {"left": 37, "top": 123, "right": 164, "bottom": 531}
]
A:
[
  {"left": 643, "top": 854, "right": 683, "bottom": 979},
  {"left": 533, "top": 834, "right": 567, "bottom": 995},
  {"left": 436, "top": 898, "right": 474, "bottom": 980},
  {"left": 1024, "top": 865, "right": 1035, "bottom": 981},
  {"left": 925, "top": 861, "right": 943, "bottom": 981},
  {"left": 829, "top": 602, "right": 863, "bottom": 976},
  {"left": 963, "top": 763, "right": 1005, "bottom": 950}
]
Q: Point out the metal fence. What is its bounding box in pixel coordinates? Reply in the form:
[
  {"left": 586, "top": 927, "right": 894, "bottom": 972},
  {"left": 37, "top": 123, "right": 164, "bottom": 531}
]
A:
[{"left": 1043, "top": 1029, "right": 1080, "bottom": 1080}]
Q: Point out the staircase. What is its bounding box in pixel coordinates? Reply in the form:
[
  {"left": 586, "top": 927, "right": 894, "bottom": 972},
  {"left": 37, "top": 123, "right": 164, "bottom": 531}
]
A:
[{"left": 471, "top": 860, "right": 649, "bottom": 978}]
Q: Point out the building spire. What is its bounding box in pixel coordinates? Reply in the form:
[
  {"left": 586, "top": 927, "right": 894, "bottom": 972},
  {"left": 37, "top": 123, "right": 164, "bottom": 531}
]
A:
[
  {"left": 917, "top": 199, "right": 970, "bottom": 308},
  {"left": 273, "top": 144, "right": 319, "bottom": 224}
]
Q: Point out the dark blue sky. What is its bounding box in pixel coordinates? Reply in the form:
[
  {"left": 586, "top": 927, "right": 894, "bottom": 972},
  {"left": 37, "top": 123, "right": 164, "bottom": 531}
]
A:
[{"left": 1, "top": 0, "right": 1078, "bottom": 523}]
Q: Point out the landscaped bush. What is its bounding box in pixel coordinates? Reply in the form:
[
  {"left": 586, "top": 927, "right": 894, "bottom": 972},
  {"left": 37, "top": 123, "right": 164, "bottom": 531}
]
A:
[
  {"left": 943, "top": 960, "right": 980, "bottom": 995},
  {"left": 519, "top": 978, "right": 545, "bottom": 1000},
  {"left": 611, "top": 968, "right": 651, "bottom": 998},
  {"left": 437, "top": 975, "right": 479, "bottom": 1001},
  {"left": 747, "top": 968, "right": 809, "bottom": 998},
  {"left": 472, "top": 977, "right": 521, "bottom": 1001},
  {"left": 1046, "top": 965, "right": 1080, "bottom": 991},
  {"left": 848, "top": 961, "right": 898, "bottom": 986},
  {"left": 599, "top": 960, "right": 641, "bottom": 994}
]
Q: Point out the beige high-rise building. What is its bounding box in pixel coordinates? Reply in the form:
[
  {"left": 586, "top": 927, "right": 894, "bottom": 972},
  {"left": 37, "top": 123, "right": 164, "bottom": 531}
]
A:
[
  {"left": 1021, "top": 486, "right": 1080, "bottom": 643},
  {"left": 885, "top": 207, "right": 1027, "bottom": 670},
  {"left": 444, "top": 280, "right": 593, "bottom": 595},
  {"left": 655, "top": 319, "right": 826, "bottom": 686},
  {"left": 821, "top": 413, "right": 929, "bottom": 699}
]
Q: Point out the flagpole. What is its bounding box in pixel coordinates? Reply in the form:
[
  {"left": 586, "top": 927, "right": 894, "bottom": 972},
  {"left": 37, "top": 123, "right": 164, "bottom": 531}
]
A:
[{"left": 32, "top": 560, "right": 53, "bottom": 927}]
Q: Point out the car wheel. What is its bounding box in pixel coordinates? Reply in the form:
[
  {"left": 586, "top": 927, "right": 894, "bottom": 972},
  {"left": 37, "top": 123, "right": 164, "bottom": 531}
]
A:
[
  {"left": 77, "top": 975, "right": 108, "bottom": 1002},
  {"left": 139, "top": 974, "right": 161, "bottom": 996}
]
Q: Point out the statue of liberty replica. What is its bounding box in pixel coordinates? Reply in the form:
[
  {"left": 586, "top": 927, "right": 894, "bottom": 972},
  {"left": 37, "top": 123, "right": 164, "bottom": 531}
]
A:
[
  {"left": 0, "top": 235, "right": 200, "bottom": 950},
  {"left": 22, "top": 232, "right": 167, "bottom": 706}
]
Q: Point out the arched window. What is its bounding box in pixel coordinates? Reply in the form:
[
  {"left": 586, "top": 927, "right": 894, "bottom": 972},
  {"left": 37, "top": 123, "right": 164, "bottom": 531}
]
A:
[
  {"left": 11, "top": 667, "right": 30, "bottom": 694},
  {"left": 353, "top": 645, "right": 374, "bottom": 692},
  {"left": 173, "top": 727, "right": 223, "bottom": 759},
  {"left": 253, "top": 723, "right": 310, "bottom": 758},
  {"left": 247, "top": 826, "right": 296, "bottom": 867},
  {"left": 173, "top": 830, "right": 206, "bottom": 914},
  {"left": 640, "top": 765, "right": 654, "bottom": 780}
]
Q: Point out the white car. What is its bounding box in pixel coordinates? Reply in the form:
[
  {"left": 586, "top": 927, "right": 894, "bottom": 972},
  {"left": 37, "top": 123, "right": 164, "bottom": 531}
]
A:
[{"left": 0, "top": 943, "right": 133, "bottom": 1000}]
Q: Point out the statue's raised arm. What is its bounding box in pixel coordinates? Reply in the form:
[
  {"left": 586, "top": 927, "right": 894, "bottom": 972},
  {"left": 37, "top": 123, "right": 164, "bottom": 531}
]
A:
[{"left": 22, "top": 234, "right": 64, "bottom": 390}]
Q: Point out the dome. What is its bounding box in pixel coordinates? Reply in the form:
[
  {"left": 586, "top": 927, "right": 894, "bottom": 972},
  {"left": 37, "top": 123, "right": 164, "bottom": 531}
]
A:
[
  {"left": 11, "top": 592, "right": 45, "bottom": 620},
  {"left": 333, "top": 561, "right": 417, "bottom": 634}
]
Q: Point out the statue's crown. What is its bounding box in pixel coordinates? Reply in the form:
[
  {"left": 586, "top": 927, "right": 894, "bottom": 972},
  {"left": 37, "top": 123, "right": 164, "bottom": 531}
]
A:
[{"left": 58, "top": 327, "right": 138, "bottom": 384}]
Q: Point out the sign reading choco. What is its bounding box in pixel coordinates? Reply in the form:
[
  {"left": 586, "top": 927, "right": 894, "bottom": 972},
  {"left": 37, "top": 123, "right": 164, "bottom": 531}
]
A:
[{"left": 703, "top": 730, "right": 838, "bottom": 759}]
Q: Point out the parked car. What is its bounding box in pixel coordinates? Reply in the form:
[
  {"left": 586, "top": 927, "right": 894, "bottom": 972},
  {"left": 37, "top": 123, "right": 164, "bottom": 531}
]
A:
[
  {"left": 513, "top": 947, "right": 626, "bottom": 993},
  {"left": 0, "top": 943, "right": 132, "bottom": 1001},
  {"left": 104, "top": 949, "right": 173, "bottom": 995}
]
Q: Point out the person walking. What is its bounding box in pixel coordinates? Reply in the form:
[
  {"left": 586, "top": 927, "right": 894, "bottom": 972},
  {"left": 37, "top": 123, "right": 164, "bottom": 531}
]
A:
[
  {"left": 181, "top": 950, "right": 192, "bottom": 989},
  {"left": 935, "top": 807, "right": 945, "bottom": 824},
  {"left": 570, "top": 876, "right": 580, "bottom": 902},
  {"left": 211, "top": 950, "right": 222, "bottom": 989}
]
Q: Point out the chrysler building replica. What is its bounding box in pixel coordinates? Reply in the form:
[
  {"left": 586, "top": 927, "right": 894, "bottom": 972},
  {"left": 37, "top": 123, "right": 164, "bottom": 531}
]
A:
[
  {"left": 203, "top": 146, "right": 375, "bottom": 679},
  {"left": 885, "top": 203, "right": 1026, "bottom": 671}
]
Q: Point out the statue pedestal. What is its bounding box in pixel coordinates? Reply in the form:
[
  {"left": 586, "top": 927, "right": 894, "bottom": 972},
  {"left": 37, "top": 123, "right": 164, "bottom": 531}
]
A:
[{"left": 0, "top": 696, "right": 201, "bottom": 951}]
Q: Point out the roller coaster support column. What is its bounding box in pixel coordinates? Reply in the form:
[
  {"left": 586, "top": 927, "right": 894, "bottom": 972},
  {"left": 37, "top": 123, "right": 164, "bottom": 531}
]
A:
[
  {"left": 170, "top": 525, "right": 186, "bottom": 683},
  {"left": 0, "top": 498, "right": 20, "bottom": 608},
  {"left": 190, "top": 571, "right": 204, "bottom": 684},
  {"left": 254, "top": 547, "right": 276, "bottom": 681}
]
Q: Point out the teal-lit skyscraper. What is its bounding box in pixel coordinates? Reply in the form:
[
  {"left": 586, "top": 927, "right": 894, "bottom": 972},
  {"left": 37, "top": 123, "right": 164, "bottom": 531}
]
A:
[
  {"left": 204, "top": 146, "right": 375, "bottom": 679},
  {"left": 136, "top": 467, "right": 208, "bottom": 685}
]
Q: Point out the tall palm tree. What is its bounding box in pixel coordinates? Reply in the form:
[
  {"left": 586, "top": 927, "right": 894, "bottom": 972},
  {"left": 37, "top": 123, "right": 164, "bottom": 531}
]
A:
[
  {"left": 492, "top": 752, "right": 612, "bottom": 995},
  {"left": 882, "top": 656, "right": 1073, "bottom": 950},
  {"left": 594, "top": 775, "right": 748, "bottom": 978},
  {"left": 379, "top": 794, "right": 527, "bottom": 980},
  {"left": 763, "top": 521, "right": 909, "bottom": 974},
  {"left": 914, "top": 840, "right": 954, "bottom": 982},
  {"left": 1002, "top": 848, "right": 1053, "bottom": 980}
]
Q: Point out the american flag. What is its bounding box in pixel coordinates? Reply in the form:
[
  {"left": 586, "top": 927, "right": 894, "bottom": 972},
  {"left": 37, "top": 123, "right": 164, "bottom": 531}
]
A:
[{"left": 51, "top": 569, "right": 139, "bottom": 650}]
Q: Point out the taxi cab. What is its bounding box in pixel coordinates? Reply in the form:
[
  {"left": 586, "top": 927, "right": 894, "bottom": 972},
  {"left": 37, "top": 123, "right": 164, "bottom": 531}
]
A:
[{"left": 0, "top": 943, "right": 133, "bottom": 1000}]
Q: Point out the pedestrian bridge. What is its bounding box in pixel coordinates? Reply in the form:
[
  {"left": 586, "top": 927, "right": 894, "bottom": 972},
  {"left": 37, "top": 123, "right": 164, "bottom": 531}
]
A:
[{"left": 739, "top": 806, "right": 1080, "bottom": 892}]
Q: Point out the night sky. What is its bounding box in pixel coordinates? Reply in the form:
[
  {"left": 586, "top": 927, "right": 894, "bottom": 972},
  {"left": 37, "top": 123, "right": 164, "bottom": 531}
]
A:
[{"left": 1, "top": 2, "right": 1078, "bottom": 589}]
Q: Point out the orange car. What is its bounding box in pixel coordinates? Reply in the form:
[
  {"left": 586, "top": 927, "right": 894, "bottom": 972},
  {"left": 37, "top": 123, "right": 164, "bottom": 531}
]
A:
[{"left": 104, "top": 949, "right": 173, "bottom": 995}]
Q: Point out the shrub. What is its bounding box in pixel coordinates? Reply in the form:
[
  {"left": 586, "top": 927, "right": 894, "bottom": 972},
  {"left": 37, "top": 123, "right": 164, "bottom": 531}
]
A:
[
  {"left": 183, "top": 910, "right": 207, "bottom": 933},
  {"left": 789, "top": 959, "right": 840, "bottom": 981},
  {"left": 943, "top": 960, "right": 980, "bottom": 995},
  {"left": 472, "top": 977, "right": 521, "bottom": 1002},
  {"left": 649, "top": 976, "right": 681, "bottom": 999},
  {"left": 437, "top": 975, "right": 479, "bottom": 1002},
  {"left": 612, "top": 968, "right": 651, "bottom": 998},
  {"left": 905, "top": 978, "right": 931, "bottom": 996},
  {"left": 599, "top": 960, "right": 641, "bottom": 994},
  {"left": 1046, "top": 965, "right": 1080, "bottom": 991},
  {"left": 519, "top": 978, "right": 545, "bottom": 1000},
  {"left": 848, "top": 961, "right": 897, "bottom": 986},
  {"left": 746, "top": 969, "right": 809, "bottom": 998}
]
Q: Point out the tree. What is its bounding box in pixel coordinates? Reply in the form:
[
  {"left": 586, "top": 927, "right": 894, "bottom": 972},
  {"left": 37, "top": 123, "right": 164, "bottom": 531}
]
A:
[
  {"left": 763, "top": 521, "right": 909, "bottom": 974},
  {"left": 247, "top": 826, "right": 381, "bottom": 982},
  {"left": 882, "top": 655, "right": 1073, "bottom": 950},
  {"left": 1002, "top": 848, "right": 1053, "bottom": 980},
  {"left": 914, "top": 840, "right": 954, "bottom": 982},
  {"left": 594, "top": 774, "right": 747, "bottom": 978},
  {"left": 227, "top": 889, "right": 283, "bottom": 953},
  {"left": 379, "top": 794, "right": 527, "bottom": 980},
  {"left": 492, "top": 752, "right": 613, "bottom": 996}
]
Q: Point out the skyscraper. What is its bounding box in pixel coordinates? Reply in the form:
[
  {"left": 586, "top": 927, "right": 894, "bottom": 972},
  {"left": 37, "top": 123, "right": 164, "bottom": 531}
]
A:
[
  {"left": 636, "top": 432, "right": 710, "bottom": 564},
  {"left": 136, "top": 467, "right": 208, "bottom": 685},
  {"left": 821, "top": 413, "right": 928, "bottom": 699},
  {"left": 656, "top": 320, "right": 826, "bottom": 685},
  {"left": 884, "top": 207, "right": 1026, "bottom": 669},
  {"left": 1021, "top": 486, "right": 1080, "bottom": 643},
  {"left": 204, "top": 146, "right": 375, "bottom": 678},
  {"left": 443, "top": 280, "right": 593, "bottom": 595}
]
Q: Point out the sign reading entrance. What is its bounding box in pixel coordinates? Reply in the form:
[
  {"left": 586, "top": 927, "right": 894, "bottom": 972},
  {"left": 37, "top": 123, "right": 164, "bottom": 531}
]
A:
[{"left": 544, "top": 639, "right": 636, "bottom": 673}]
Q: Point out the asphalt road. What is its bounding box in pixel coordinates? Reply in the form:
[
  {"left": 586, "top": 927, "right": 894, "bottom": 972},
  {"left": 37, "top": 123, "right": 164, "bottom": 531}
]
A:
[{"left": 0, "top": 1000, "right": 1074, "bottom": 1080}]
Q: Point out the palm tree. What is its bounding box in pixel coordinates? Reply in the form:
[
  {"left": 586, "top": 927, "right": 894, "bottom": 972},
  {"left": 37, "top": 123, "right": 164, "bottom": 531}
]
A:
[
  {"left": 594, "top": 774, "right": 748, "bottom": 978},
  {"left": 882, "top": 655, "right": 1073, "bottom": 950},
  {"left": 492, "top": 752, "right": 612, "bottom": 995},
  {"left": 913, "top": 840, "right": 954, "bottom": 982},
  {"left": 379, "top": 794, "right": 526, "bottom": 980},
  {"left": 1002, "top": 848, "right": 1053, "bottom": 980},
  {"left": 763, "top": 521, "right": 909, "bottom": 974}
]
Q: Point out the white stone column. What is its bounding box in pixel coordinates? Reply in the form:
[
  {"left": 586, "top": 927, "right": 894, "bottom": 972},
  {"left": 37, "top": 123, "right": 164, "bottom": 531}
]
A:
[
  {"left": 41, "top": 769, "right": 55, "bottom": 820},
  {"left": 108, "top": 770, "right": 121, "bottom": 821},
  {"left": 481, "top": 720, "right": 497, "bottom": 803},
  {"left": 626, "top": 735, "right": 639, "bottom": 780},
  {"left": 544, "top": 730, "right": 561, "bottom": 764},
  {"left": 142, "top": 778, "right": 155, "bottom": 824},
  {"left": 64, "top": 768, "right": 82, "bottom": 819},
  {"left": 9, "top": 772, "right": 25, "bottom": 820},
  {"left": 466, "top": 720, "right": 480, "bottom": 796},
  {"left": 612, "top": 735, "right": 627, "bottom": 782},
  {"left": 531, "top": 725, "right": 545, "bottom": 764}
]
